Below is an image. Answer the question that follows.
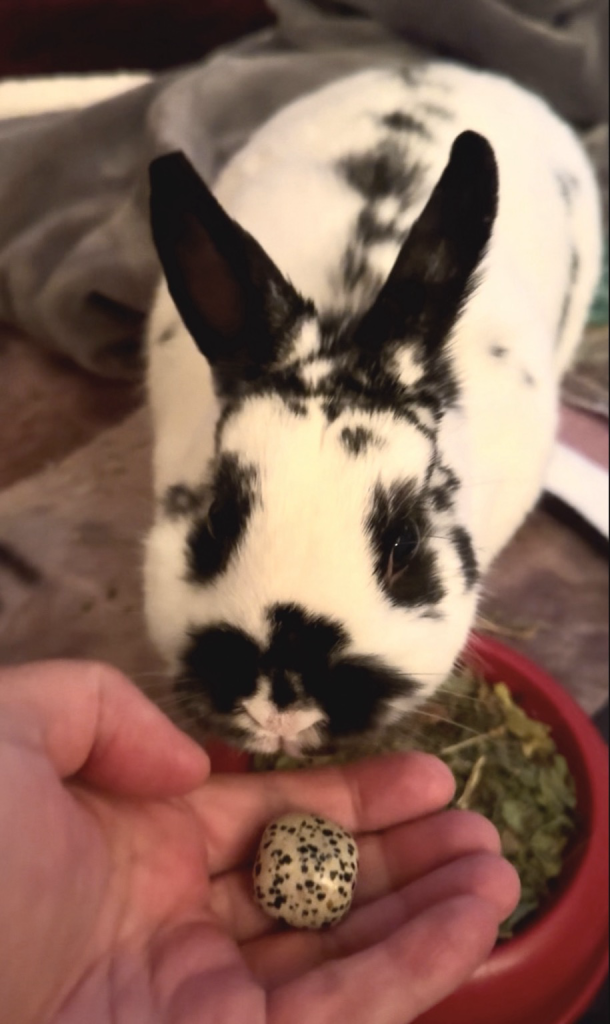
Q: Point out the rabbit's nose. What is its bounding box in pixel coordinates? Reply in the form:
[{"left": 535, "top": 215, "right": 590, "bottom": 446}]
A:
[{"left": 242, "top": 694, "right": 325, "bottom": 741}]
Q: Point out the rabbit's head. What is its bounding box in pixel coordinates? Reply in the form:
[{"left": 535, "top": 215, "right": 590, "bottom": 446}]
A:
[{"left": 148, "top": 132, "right": 498, "bottom": 754}]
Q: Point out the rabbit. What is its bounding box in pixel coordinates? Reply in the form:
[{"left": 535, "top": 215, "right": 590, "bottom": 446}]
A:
[{"left": 144, "top": 63, "right": 602, "bottom": 757}]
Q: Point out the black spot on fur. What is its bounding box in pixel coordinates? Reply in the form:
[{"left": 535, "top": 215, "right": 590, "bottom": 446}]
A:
[
  {"left": 318, "top": 316, "right": 457, "bottom": 428},
  {"left": 285, "top": 399, "right": 308, "bottom": 417},
  {"left": 329, "top": 343, "right": 456, "bottom": 430},
  {"left": 315, "top": 654, "right": 419, "bottom": 736},
  {"left": 214, "top": 367, "right": 311, "bottom": 445},
  {"left": 269, "top": 669, "right": 299, "bottom": 710},
  {"left": 429, "top": 464, "right": 461, "bottom": 513},
  {"left": 420, "top": 102, "right": 455, "bottom": 121},
  {"left": 178, "top": 625, "right": 260, "bottom": 714},
  {"left": 340, "top": 426, "right": 378, "bottom": 456},
  {"left": 321, "top": 364, "right": 435, "bottom": 435},
  {"left": 265, "top": 604, "right": 347, "bottom": 673},
  {"left": 398, "top": 66, "right": 425, "bottom": 88},
  {"left": 339, "top": 141, "right": 420, "bottom": 202},
  {"left": 490, "top": 344, "right": 508, "bottom": 358},
  {"left": 522, "top": 370, "right": 536, "bottom": 387},
  {"left": 429, "top": 487, "right": 452, "bottom": 513},
  {"left": 356, "top": 208, "right": 402, "bottom": 246},
  {"left": 264, "top": 605, "right": 414, "bottom": 737},
  {"left": 342, "top": 244, "right": 372, "bottom": 293},
  {"left": 367, "top": 483, "right": 446, "bottom": 608},
  {"left": 317, "top": 310, "right": 354, "bottom": 345},
  {"left": 215, "top": 308, "right": 459, "bottom": 445},
  {"left": 0, "top": 542, "right": 42, "bottom": 585},
  {"left": 383, "top": 111, "right": 431, "bottom": 139},
  {"left": 450, "top": 527, "right": 480, "bottom": 590},
  {"left": 158, "top": 324, "right": 178, "bottom": 344},
  {"left": 187, "top": 455, "right": 257, "bottom": 582},
  {"left": 556, "top": 170, "right": 580, "bottom": 206},
  {"left": 163, "top": 483, "right": 204, "bottom": 519},
  {"left": 557, "top": 247, "right": 581, "bottom": 344}
]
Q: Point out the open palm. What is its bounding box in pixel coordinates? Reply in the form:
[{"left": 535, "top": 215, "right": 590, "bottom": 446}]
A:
[{"left": 0, "top": 662, "right": 519, "bottom": 1024}]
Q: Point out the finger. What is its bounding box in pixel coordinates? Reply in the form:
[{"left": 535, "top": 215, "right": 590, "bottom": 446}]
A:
[
  {"left": 267, "top": 895, "right": 500, "bottom": 1024},
  {"left": 0, "top": 660, "right": 209, "bottom": 796},
  {"left": 244, "top": 852, "right": 519, "bottom": 987},
  {"left": 210, "top": 810, "right": 501, "bottom": 943},
  {"left": 192, "top": 752, "right": 456, "bottom": 874},
  {"left": 352, "top": 809, "right": 502, "bottom": 905}
]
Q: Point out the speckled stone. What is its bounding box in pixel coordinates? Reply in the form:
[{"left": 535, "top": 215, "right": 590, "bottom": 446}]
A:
[{"left": 253, "top": 812, "right": 359, "bottom": 930}]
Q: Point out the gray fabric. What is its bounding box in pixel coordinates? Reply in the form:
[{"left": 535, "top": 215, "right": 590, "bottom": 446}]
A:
[{"left": 0, "top": 0, "right": 607, "bottom": 379}]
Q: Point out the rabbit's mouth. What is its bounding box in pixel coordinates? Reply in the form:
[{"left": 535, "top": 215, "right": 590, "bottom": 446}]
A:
[
  {"left": 238, "top": 695, "right": 328, "bottom": 756},
  {"left": 169, "top": 692, "right": 329, "bottom": 756}
]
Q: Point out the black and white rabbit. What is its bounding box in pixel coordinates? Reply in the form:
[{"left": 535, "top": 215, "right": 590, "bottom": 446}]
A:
[{"left": 144, "top": 64, "right": 602, "bottom": 756}]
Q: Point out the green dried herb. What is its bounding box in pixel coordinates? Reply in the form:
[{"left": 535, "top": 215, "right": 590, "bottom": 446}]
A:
[{"left": 253, "top": 669, "right": 579, "bottom": 939}]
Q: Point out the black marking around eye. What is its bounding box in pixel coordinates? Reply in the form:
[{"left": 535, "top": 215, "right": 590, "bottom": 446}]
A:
[
  {"left": 429, "top": 464, "right": 460, "bottom": 513},
  {"left": 163, "top": 483, "right": 205, "bottom": 519},
  {"left": 489, "top": 344, "right": 508, "bottom": 358},
  {"left": 367, "top": 483, "right": 446, "bottom": 608},
  {"left": 450, "top": 527, "right": 480, "bottom": 590},
  {"left": 383, "top": 111, "right": 431, "bottom": 139},
  {"left": 340, "top": 426, "right": 382, "bottom": 456},
  {"left": 0, "top": 542, "right": 42, "bottom": 585},
  {"left": 187, "top": 455, "right": 257, "bottom": 582}
]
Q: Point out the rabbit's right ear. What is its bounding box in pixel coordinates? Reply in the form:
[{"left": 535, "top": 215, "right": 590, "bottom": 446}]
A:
[{"left": 149, "top": 152, "right": 311, "bottom": 391}]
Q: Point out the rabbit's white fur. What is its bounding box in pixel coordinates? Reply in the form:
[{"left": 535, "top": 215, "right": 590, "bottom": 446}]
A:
[{"left": 145, "top": 64, "right": 601, "bottom": 754}]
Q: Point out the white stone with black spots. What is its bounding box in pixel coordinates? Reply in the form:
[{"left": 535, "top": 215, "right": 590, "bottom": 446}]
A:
[{"left": 253, "top": 812, "right": 359, "bottom": 929}]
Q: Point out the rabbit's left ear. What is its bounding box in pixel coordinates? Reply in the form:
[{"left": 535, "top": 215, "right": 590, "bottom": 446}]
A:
[
  {"left": 356, "top": 131, "right": 499, "bottom": 358},
  {"left": 149, "top": 152, "right": 311, "bottom": 392}
]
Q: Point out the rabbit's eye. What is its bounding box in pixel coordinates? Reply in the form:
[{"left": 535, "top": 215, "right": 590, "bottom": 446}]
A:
[
  {"left": 388, "top": 525, "right": 421, "bottom": 579},
  {"left": 205, "top": 501, "right": 222, "bottom": 540}
]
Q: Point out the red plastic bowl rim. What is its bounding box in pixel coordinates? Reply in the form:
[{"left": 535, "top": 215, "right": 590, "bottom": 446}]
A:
[{"left": 466, "top": 636, "right": 609, "bottom": 982}]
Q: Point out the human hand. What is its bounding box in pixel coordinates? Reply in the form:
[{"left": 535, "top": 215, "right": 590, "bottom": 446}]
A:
[{"left": 0, "top": 661, "right": 519, "bottom": 1024}]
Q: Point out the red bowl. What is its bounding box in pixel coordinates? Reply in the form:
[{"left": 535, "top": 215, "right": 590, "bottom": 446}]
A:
[
  {"left": 417, "top": 635, "right": 609, "bottom": 1024},
  {"left": 206, "top": 635, "right": 609, "bottom": 1024}
]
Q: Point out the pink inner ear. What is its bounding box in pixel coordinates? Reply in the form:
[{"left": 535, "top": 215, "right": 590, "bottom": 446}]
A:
[{"left": 180, "top": 219, "right": 245, "bottom": 340}]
